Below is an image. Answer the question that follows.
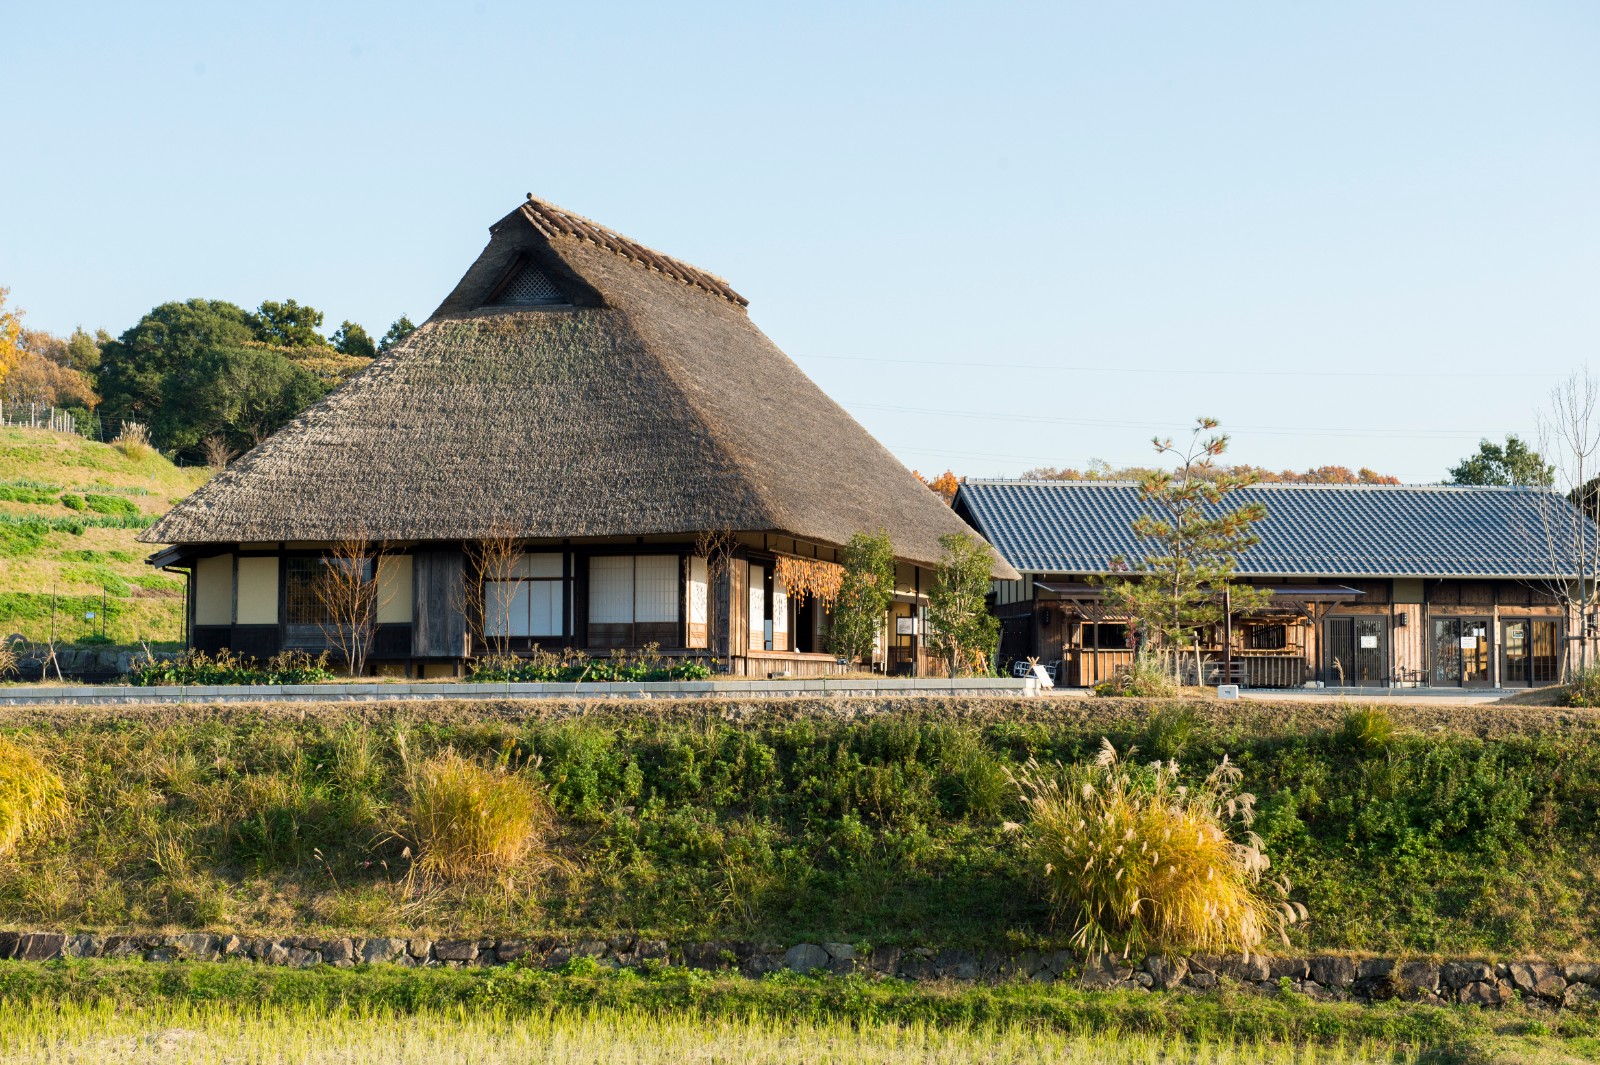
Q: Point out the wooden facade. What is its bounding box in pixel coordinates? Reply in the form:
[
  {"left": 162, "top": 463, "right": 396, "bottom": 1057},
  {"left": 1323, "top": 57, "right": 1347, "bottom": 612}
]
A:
[
  {"left": 994, "top": 574, "right": 1571, "bottom": 689},
  {"left": 173, "top": 533, "right": 938, "bottom": 678}
]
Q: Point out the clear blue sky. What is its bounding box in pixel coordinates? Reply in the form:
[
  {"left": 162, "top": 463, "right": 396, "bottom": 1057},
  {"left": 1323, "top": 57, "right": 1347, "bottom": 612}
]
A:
[{"left": 5, "top": 2, "right": 1597, "bottom": 482}]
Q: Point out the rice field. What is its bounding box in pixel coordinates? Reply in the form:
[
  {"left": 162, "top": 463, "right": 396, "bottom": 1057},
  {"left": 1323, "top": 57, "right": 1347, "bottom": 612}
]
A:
[{"left": 0, "top": 1002, "right": 1418, "bottom": 1065}]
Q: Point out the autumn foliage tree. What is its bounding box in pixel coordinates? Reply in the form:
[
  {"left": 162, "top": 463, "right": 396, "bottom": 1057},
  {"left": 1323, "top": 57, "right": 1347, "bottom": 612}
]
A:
[
  {"left": 0, "top": 289, "right": 24, "bottom": 389},
  {"left": 914, "top": 469, "right": 962, "bottom": 505}
]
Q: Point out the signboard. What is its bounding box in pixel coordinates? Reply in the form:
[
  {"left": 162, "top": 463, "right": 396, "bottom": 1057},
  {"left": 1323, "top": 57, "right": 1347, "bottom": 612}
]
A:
[
  {"left": 1459, "top": 636, "right": 1477, "bottom": 649},
  {"left": 896, "top": 616, "right": 919, "bottom": 636},
  {"left": 1359, "top": 635, "right": 1378, "bottom": 649},
  {"left": 1031, "top": 663, "right": 1055, "bottom": 689}
]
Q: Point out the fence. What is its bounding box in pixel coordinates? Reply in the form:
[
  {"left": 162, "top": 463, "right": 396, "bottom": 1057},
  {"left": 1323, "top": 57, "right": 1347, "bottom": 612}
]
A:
[{"left": 0, "top": 402, "right": 77, "bottom": 435}]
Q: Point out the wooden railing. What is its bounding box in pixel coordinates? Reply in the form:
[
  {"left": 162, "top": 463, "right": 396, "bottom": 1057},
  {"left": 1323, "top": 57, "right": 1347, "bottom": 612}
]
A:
[{"left": 1063, "top": 649, "right": 1135, "bottom": 687}]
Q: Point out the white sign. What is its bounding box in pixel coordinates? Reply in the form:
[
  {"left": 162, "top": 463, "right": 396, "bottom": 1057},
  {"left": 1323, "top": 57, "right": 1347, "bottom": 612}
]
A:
[
  {"left": 896, "top": 616, "right": 919, "bottom": 636},
  {"left": 1031, "top": 663, "right": 1055, "bottom": 689},
  {"left": 1216, "top": 684, "right": 1240, "bottom": 700},
  {"left": 1359, "top": 635, "right": 1378, "bottom": 649},
  {"left": 1459, "top": 636, "right": 1477, "bottom": 649}
]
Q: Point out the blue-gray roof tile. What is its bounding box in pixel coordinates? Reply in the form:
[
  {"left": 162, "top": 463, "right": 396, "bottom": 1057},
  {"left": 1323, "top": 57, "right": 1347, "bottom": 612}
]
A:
[{"left": 954, "top": 481, "right": 1595, "bottom": 579}]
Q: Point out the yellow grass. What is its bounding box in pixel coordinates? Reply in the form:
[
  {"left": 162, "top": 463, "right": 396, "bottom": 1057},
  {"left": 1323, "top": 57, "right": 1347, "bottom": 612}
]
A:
[
  {"left": 401, "top": 745, "right": 551, "bottom": 881},
  {"left": 0, "top": 1002, "right": 1420, "bottom": 1065},
  {"left": 1009, "top": 740, "right": 1303, "bottom": 957},
  {"left": 0, "top": 736, "right": 70, "bottom": 857}
]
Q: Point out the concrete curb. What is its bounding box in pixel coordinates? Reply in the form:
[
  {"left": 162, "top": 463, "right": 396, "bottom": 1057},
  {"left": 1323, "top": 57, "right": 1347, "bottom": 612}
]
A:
[{"left": 0, "top": 677, "right": 1037, "bottom": 707}]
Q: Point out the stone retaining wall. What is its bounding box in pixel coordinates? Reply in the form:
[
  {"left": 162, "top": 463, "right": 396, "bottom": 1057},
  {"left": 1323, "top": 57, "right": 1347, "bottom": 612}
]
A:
[{"left": 1, "top": 931, "right": 1593, "bottom": 1009}]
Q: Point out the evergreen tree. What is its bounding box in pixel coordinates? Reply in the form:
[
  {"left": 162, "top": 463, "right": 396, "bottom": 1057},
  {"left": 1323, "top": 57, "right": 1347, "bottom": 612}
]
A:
[
  {"left": 1098, "top": 418, "right": 1269, "bottom": 683},
  {"left": 926, "top": 532, "right": 1000, "bottom": 675},
  {"left": 827, "top": 530, "right": 895, "bottom": 663}
]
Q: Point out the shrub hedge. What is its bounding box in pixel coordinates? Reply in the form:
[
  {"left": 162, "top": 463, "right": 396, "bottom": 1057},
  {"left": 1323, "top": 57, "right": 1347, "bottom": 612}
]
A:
[{"left": 0, "top": 700, "right": 1596, "bottom": 957}]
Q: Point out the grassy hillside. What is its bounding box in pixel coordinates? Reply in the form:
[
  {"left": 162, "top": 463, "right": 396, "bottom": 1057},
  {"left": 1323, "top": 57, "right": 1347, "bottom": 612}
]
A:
[
  {"left": 0, "top": 426, "right": 208, "bottom": 648},
  {"left": 2, "top": 698, "right": 1597, "bottom": 960}
]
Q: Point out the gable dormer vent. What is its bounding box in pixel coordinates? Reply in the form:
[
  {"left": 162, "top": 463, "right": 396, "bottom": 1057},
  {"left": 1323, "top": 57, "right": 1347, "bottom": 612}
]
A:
[{"left": 494, "top": 264, "right": 566, "bottom": 306}]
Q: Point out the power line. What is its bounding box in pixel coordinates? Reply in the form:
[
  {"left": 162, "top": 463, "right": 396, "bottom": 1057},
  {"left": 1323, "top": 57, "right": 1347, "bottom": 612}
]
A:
[
  {"left": 858, "top": 403, "right": 1511, "bottom": 441},
  {"left": 796, "top": 352, "right": 1550, "bottom": 380}
]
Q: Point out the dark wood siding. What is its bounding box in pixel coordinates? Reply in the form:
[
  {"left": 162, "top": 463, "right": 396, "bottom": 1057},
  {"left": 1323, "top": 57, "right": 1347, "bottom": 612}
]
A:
[{"left": 413, "top": 550, "right": 468, "bottom": 658}]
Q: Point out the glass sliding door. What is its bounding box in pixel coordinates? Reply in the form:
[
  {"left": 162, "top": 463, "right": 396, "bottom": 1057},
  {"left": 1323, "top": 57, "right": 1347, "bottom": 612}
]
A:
[
  {"left": 1432, "top": 617, "right": 1492, "bottom": 687},
  {"left": 1503, "top": 619, "right": 1560, "bottom": 687}
]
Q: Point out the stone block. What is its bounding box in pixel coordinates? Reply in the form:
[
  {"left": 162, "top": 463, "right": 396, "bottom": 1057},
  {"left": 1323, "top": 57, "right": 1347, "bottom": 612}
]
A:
[
  {"left": 1440, "top": 961, "right": 1495, "bottom": 990},
  {"left": 1398, "top": 961, "right": 1441, "bottom": 995},
  {"left": 783, "top": 943, "right": 829, "bottom": 973},
  {"left": 286, "top": 947, "right": 320, "bottom": 968},
  {"left": 1565, "top": 963, "right": 1600, "bottom": 987},
  {"left": 1079, "top": 953, "right": 1132, "bottom": 989},
  {"left": 494, "top": 940, "right": 531, "bottom": 964},
  {"left": 173, "top": 933, "right": 219, "bottom": 961},
  {"left": 321, "top": 939, "right": 355, "bottom": 967},
  {"left": 681, "top": 943, "right": 724, "bottom": 970},
  {"left": 868, "top": 946, "right": 903, "bottom": 975},
  {"left": 1460, "top": 979, "right": 1513, "bottom": 1007},
  {"left": 1143, "top": 955, "right": 1188, "bottom": 990},
  {"left": 1564, "top": 983, "right": 1600, "bottom": 1009},
  {"left": 146, "top": 947, "right": 177, "bottom": 963},
  {"left": 406, "top": 939, "right": 433, "bottom": 960},
  {"left": 1508, "top": 962, "right": 1565, "bottom": 1000},
  {"left": 65, "top": 934, "right": 103, "bottom": 959},
  {"left": 265, "top": 942, "right": 291, "bottom": 966},
  {"left": 935, "top": 949, "right": 980, "bottom": 981},
  {"left": 1001, "top": 950, "right": 1041, "bottom": 980},
  {"left": 742, "top": 953, "right": 785, "bottom": 978},
  {"left": 1219, "top": 955, "right": 1271, "bottom": 983},
  {"left": 1308, "top": 956, "right": 1358, "bottom": 989},
  {"left": 14, "top": 933, "right": 66, "bottom": 962},
  {"left": 433, "top": 940, "right": 478, "bottom": 963},
  {"left": 362, "top": 938, "right": 406, "bottom": 965},
  {"left": 1267, "top": 957, "right": 1309, "bottom": 981}
]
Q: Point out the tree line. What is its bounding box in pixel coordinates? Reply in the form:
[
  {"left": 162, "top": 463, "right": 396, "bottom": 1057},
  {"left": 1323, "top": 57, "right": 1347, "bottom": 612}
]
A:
[{"left": 0, "top": 286, "right": 414, "bottom": 463}]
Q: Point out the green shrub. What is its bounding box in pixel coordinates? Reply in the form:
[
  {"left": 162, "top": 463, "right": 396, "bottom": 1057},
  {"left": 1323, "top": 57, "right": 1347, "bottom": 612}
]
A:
[
  {"left": 0, "top": 738, "right": 70, "bottom": 857},
  {"left": 0, "top": 484, "right": 58, "bottom": 505},
  {"left": 1093, "top": 652, "right": 1178, "bottom": 698},
  {"left": 467, "top": 644, "right": 712, "bottom": 684},
  {"left": 0, "top": 521, "right": 49, "bottom": 559},
  {"left": 130, "top": 649, "right": 336, "bottom": 686},
  {"left": 1142, "top": 704, "right": 1201, "bottom": 762},
  {"left": 1559, "top": 666, "right": 1600, "bottom": 708},
  {"left": 400, "top": 744, "right": 552, "bottom": 881},
  {"left": 58, "top": 493, "right": 85, "bottom": 511},
  {"left": 82, "top": 494, "right": 141, "bottom": 518},
  {"left": 1008, "top": 741, "right": 1303, "bottom": 956},
  {"left": 1339, "top": 707, "right": 1396, "bottom": 752}
]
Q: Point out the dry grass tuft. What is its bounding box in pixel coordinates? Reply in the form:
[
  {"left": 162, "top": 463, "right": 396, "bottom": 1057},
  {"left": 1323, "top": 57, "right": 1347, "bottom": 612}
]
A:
[
  {"left": 399, "top": 741, "right": 551, "bottom": 881},
  {"left": 0, "top": 735, "right": 71, "bottom": 857},
  {"left": 111, "top": 422, "right": 154, "bottom": 462},
  {"left": 1007, "top": 739, "right": 1303, "bottom": 957}
]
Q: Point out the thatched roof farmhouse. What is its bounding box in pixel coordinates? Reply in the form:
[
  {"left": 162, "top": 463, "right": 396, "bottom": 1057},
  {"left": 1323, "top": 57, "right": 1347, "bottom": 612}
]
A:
[{"left": 144, "top": 195, "right": 1013, "bottom": 677}]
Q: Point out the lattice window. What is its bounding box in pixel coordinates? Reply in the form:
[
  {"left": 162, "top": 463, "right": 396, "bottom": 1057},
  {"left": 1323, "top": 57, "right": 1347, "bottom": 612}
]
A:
[{"left": 494, "top": 264, "right": 566, "bottom": 306}]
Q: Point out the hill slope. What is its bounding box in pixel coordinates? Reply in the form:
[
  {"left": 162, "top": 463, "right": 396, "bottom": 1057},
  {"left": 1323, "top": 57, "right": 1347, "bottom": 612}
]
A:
[{"left": 0, "top": 426, "right": 209, "bottom": 648}]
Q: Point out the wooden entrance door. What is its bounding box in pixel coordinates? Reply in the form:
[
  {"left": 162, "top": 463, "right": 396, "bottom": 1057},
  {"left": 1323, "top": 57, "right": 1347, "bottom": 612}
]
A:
[
  {"left": 1432, "top": 617, "right": 1492, "bottom": 687},
  {"left": 1324, "top": 617, "right": 1387, "bottom": 686},
  {"left": 1502, "top": 619, "right": 1559, "bottom": 687}
]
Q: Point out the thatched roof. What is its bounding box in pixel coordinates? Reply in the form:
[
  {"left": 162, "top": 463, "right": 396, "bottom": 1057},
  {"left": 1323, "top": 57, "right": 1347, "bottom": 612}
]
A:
[{"left": 144, "top": 196, "right": 1014, "bottom": 576}]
